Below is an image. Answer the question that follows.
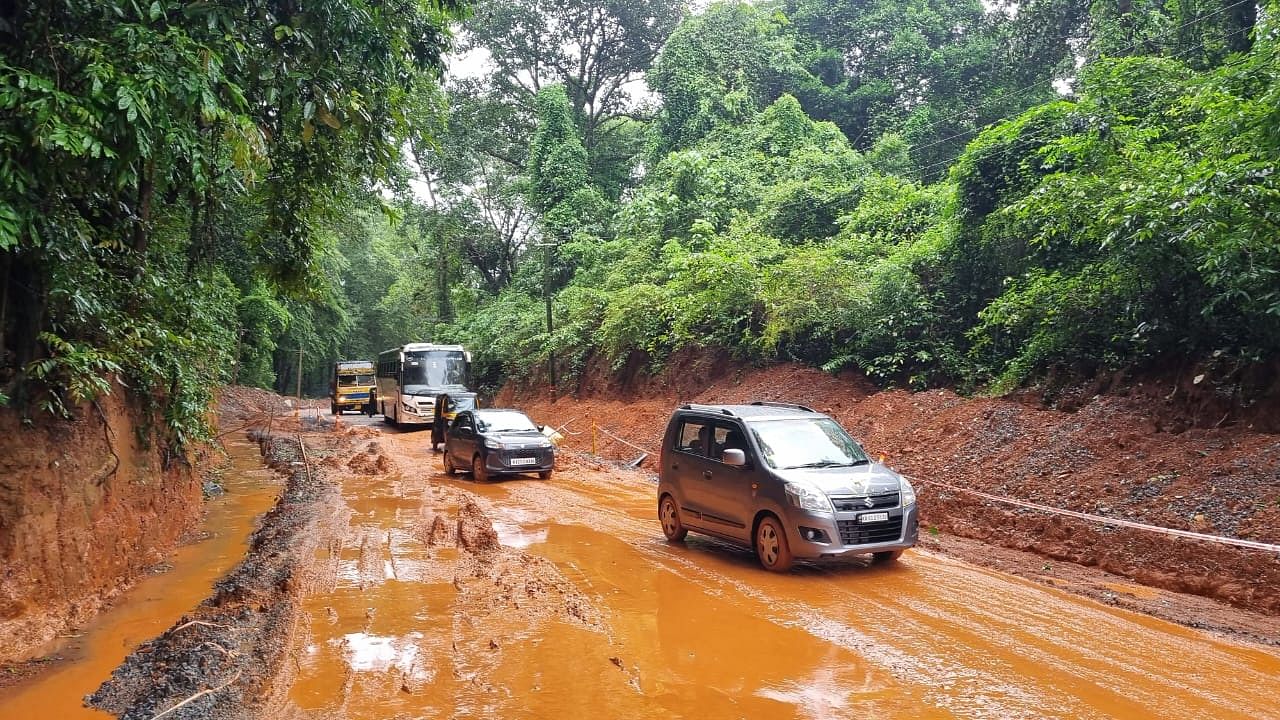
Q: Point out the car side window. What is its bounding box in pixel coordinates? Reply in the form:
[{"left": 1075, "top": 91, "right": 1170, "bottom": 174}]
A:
[
  {"left": 711, "top": 422, "right": 749, "bottom": 464},
  {"left": 452, "top": 413, "right": 471, "bottom": 433},
  {"left": 675, "top": 419, "right": 709, "bottom": 457}
]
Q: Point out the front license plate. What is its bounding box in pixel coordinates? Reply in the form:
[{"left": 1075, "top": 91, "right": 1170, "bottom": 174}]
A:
[
  {"left": 859, "top": 512, "right": 889, "bottom": 524},
  {"left": 509, "top": 457, "right": 537, "bottom": 466}
]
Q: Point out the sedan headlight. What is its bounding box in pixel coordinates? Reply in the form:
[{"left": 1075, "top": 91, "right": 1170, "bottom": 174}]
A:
[
  {"left": 901, "top": 478, "right": 917, "bottom": 508},
  {"left": 784, "top": 482, "right": 833, "bottom": 515},
  {"left": 484, "top": 438, "right": 507, "bottom": 449}
]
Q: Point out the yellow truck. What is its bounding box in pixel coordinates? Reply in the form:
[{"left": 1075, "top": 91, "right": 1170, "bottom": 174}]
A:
[{"left": 331, "top": 360, "right": 376, "bottom": 416}]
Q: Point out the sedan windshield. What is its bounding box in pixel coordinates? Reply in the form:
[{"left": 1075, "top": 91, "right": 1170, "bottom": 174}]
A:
[
  {"left": 747, "top": 418, "right": 869, "bottom": 470},
  {"left": 401, "top": 351, "right": 466, "bottom": 394},
  {"left": 476, "top": 411, "right": 538, "bottom": 433}
]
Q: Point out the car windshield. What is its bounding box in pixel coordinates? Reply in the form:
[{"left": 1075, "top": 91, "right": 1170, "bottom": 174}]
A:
[
  {"left": 476, "top": 411, "right": 538, "bottom": 433},
  {"left": 401, "top": 351, "right": 466, "bottom": 395},
  {"left": 445, "top": 395, "right": 476, "bottom": 413},
  {"left": 747, "top": 417, "right": 869, "bottom": 470},
  {"left": 338, "top": 374, "right": 373, "bottom": 387}
]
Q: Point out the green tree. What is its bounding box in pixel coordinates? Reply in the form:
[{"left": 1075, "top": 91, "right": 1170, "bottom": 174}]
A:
[
  {"left": 0, "top": 0, "right": 464, "bottom": 446},
  {"left": 648, "top": 1, "right": 806, "bottom": 153}
]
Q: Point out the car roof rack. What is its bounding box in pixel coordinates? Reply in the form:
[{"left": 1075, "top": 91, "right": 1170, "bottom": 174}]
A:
[
  {"left": 748, "top": 401, "right": 816, "bottom": 413},
  {"left": 679, "top": 403, "right": 736, "bottom": 416}
]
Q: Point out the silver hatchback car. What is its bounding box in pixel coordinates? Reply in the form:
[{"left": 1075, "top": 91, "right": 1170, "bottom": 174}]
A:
[{"left": 656, "top": 402, "right": 919, "bottom": 571}]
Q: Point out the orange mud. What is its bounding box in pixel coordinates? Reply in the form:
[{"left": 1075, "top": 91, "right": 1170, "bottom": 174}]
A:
[
  {"left": 500, "top": 361, "right": 1280, "bottom": 615},
  {"left": 0, "top": 439, "right": 281, "bottom": 718},
  {"left": 270, "top": 415, "right": 1280, "bottom": 719}
]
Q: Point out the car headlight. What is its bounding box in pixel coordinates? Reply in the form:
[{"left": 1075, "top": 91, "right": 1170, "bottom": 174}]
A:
[
  {"left": 484, "top": 438, "right": 506, "bottom": 449},
  {"left": 785, "top": 482, "right": 833, "bottom": 514},
  {"left": 402, "top": 403, "right": 416, "bottom": 414},
  {"left": 901, "top": 478, "right": 917, "bottom": 508}
]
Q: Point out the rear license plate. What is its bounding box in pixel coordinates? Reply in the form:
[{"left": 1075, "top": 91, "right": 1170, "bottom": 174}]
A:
[
  {"left": 859, "top": 512, "right": 889, "bottom": 523},
  {"left": 509, "top": 457, "right": 537, "bottom": 466}
]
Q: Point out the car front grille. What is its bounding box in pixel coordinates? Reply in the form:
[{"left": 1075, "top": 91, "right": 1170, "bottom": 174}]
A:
[
  {"left": 498, "top": 448, "right": 554, "bottom": 466},
  {"left": 837, "top": 516, "right": 904, "bottom": 546},
  {"left": 830, "top": 492, "right": 900, "bottom": 511}
]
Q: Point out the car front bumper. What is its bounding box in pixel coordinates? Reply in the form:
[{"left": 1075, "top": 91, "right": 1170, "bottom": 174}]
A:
[
  {"left": 783, "top": 504, "right": 920, "bottom": 560},
  {"left": 484, "top": 448, "right": 555, "bottom": 474}
]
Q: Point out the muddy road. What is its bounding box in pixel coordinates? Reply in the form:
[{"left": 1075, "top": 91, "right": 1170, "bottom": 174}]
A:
[
  {"left": 4, "top": 404, "right": 1276, "bottom": 719},
  {"left": 269, "top": 413, "right": 1279, "bottom": 720}
]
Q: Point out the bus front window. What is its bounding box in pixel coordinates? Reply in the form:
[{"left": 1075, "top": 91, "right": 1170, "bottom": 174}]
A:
[{"left": 401, "top": 352, "right": 467, "bottom": 394}]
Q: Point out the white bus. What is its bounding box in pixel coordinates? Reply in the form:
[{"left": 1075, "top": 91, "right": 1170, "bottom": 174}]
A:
[{"left": 375, "top": 343, "right": 471, "bottom": 427}]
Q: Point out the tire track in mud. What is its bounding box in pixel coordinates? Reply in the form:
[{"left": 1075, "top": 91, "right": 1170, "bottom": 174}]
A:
[
  {"left": 274, "top": 431, "right": 612, "bottom": 720},
  {"left": 224, "top": 417, "right": 1280, "bottom": 720},
  {"left": 374, "top": 430, "right": 1280, "bottom": 720}
]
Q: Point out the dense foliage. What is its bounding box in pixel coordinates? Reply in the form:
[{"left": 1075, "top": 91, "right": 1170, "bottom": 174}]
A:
[
  {"left": 422, "top": 0, "right": 1280, "bottom": 395},
  {"left": 0, "top": 0, "right": 464, "bottom": 450},
  {"left": 4, "top": 0, "right": 1279, "bottom": 448}
]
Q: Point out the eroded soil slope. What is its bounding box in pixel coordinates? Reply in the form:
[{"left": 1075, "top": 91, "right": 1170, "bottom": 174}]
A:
[
  {"left": 500, "top": 360, "right": 1280, "bottom": 614},
  {"left": 0, "top": 385, "right": 203, "bottom": 664}
]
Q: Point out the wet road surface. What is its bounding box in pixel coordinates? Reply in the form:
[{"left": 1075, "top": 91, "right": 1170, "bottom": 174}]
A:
[{"left": 279, "top": 415, "right": 1280, "bottom": 719}]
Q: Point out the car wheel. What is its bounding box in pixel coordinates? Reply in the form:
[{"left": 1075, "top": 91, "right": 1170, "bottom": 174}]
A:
[
  {"left": 442, "top": 450, "right": 457, "bottom": 476},
  {"left": 472, "top": 454, "right": 489, "bottom": 483},
  {"left": 538, "top": 469, "right": 553, "bottom": 480},
  {"left": 871, "top": 549, "right": 903, "bottom": 564},
  {"left": 755, "top": 515, "right": 793, "bottom": 572},
  {"left": 658, "top": 494, "right": 686, "bottom": 542}
]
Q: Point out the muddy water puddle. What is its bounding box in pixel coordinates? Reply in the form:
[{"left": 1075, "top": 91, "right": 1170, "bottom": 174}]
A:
[
  {"left": 449, "top": 472, "right": 1280, "bottom": 720},
  {"left": 0, "top": 439, "right": 281, "bottom": 719},
  {"left": 284, "top": 426, "right": 1280, "bottom": 719}
]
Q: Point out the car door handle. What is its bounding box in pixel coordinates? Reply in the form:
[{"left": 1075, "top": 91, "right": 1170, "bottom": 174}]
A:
[{"left": 702, "top": 470, "right": 712, "bottom": 479}]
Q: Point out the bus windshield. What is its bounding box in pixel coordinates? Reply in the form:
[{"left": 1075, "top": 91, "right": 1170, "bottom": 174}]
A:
[{"left": 401, "top": 351, "right": 466, "bottom": 394}]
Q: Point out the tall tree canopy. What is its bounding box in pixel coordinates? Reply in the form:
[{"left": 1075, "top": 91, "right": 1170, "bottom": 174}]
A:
[{"left": 0, "top": 0, "right": 463, "bottom": 443}]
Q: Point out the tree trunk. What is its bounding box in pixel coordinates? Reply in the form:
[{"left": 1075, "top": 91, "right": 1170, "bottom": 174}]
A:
[{"left": 133, "top": 160, "right": 156, "bottom": 265}]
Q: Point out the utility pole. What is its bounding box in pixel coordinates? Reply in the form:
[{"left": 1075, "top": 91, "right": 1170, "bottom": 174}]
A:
[
  {"left": 296, "top": 346, "right": 303, "bottom": 400},
  {"left": 539, "top": 242, "right": 557, "bottom": 389}
]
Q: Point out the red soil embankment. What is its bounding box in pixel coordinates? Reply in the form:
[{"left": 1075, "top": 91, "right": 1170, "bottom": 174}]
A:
[
  {"left": 500, "top": 355, "right": 1280, "bottom": 615},
  {"left": 0, "top": 385, "right": 203, "bottom": 663}
]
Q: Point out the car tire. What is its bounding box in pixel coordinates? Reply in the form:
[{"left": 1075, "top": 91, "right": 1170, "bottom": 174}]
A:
[
  {"left": 871, "top": 549, "right": 903, "bottom": 564},
  {"left": 472, "top": 454, "right": 489, "bottom": 483},
  {"left": 658, "top": 494, "right": 687, "bottom": 542},
  {"left": 443, "top": 451, "right": 457, "bottom": 476},
  {"left": 538, "top": 469, "right": 553, "bottom": 480},
  {"left": 755, "top": 515, "right": 793, "bottom": 572}
]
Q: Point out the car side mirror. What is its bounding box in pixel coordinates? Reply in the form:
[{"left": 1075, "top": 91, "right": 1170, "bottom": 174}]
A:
[
  {"left": 722, "top": 448, "right": 747, "bottom": 467},
  {"left": 537, "top": 424, "right": 545, "bottom": 432}
]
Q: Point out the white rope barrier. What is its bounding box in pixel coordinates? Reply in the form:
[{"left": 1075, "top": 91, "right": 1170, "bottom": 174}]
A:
[
  {"left": 576, "top": 420, "right": 1279, "bottom": 554},
  {"left": 907, "top": 475, "right": 1280, "bottom": 553},
  {"left": 593, "top": 424, "right": 657, "bottom": 457}
]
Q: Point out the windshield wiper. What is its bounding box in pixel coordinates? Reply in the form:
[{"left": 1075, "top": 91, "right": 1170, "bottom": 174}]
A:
[{"left": 786, "top": 460, "right": 854, "bottom": 469}]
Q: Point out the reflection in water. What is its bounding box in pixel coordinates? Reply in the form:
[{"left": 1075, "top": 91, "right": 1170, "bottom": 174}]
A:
[
  {"left": 339, "top": 632, "right": 425, "bottom": 675},
  {"left": 492, "top": 519, "right": 549, "bottom": 548}
]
